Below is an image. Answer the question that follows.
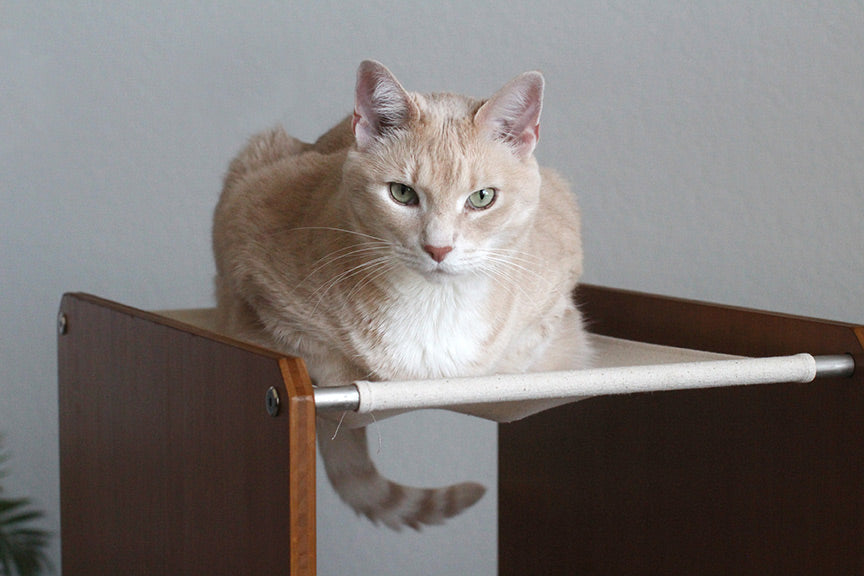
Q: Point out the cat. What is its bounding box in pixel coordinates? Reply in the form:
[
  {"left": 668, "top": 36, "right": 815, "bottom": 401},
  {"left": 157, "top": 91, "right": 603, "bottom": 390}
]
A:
[{"left": 212, "top": 60, "right": 591, "bottom": 530}]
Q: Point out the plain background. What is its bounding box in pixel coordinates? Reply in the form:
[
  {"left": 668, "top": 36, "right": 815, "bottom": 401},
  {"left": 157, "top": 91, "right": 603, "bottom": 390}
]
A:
[{"left": 2, "top": 2, "right": 862, "bottom": 574}]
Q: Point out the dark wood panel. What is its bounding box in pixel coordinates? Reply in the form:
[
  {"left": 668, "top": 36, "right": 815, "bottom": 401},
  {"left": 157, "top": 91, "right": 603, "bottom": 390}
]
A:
[
  {"left": 58, "top": 293, "right": 316, "bottom": 575},
  {"left": 501, "top": 285, "right": 864, "bottom": 575},
  {"left": 577, "top": 284, "right": 864, "bottom": 363}
]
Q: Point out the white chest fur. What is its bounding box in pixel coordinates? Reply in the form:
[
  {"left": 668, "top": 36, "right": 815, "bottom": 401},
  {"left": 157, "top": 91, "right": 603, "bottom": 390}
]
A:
[{"left": 353, "top": 275, "right": 493, "bottom": 380}]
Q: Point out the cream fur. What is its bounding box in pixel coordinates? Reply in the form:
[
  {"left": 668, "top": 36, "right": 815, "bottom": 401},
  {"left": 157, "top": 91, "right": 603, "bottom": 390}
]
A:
[{"left": 212, "top": 60, "right": 590, "bottom": 529}]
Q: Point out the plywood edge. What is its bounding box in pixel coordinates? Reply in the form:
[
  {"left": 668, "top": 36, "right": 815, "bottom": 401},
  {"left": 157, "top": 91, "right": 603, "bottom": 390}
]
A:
[{"left": 280, "top": 357, "right": 317, "bottom": 576}]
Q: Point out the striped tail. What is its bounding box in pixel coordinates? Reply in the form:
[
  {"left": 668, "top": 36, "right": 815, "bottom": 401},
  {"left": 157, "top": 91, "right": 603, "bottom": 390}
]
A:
[{"left": 317, "top": 418, "right": 486, "bottom": 530}]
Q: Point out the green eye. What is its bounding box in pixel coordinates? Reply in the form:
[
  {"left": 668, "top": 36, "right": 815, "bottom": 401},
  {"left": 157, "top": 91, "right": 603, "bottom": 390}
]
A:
[
  {"left": 389, "top": 182, "right": 419, "bottom": 206},
  {"left": 467, "top": 187, "right": 496, "bottom": 210}
]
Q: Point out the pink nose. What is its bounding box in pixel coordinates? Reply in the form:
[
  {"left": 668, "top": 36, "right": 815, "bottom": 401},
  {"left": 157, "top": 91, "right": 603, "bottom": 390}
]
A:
[{"left": 423, "top": 244, "right": 453, "bottom": 263}]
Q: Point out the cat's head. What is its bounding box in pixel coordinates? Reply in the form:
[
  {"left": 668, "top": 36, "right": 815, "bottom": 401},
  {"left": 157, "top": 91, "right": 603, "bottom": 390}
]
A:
[{"left": 342, "top": 60, "right": 544, "bottom": 279}]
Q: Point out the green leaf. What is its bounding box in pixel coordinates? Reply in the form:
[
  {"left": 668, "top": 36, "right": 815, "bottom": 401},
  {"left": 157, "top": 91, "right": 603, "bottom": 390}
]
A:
[{"left": 0, "top": 438, "right": 52, "bottom": 576}]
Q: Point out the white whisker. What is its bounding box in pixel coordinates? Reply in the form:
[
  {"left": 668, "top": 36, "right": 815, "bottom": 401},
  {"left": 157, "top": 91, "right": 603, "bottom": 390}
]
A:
[
  {"left": 308, "top": 256, "right": 395, "bottom": 315},
  {"left": 282, "top": 226, "right": 389, "bottom": 244},
  {"left": 483, "top": 249, "right": 556, "bottom": 292},
  {"left": 297, "top": 242, "right": 391, "bottom": 292},
  {"left": 476, "top": 260, "right": 532, "bottom": 302},
  {"left": 348, "top": 260, "right": 400, "bottom": 300}
]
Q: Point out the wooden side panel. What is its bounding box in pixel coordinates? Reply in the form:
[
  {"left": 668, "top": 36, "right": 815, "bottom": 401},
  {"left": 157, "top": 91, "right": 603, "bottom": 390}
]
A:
[
  {"left": 500, "top": 285, "right": 864, "bottom": 575},
  {"left": 576, "top": 284, "right": 864, "bottom": 362},
  {"left": 58, "top": 293, "right": 316, "bottom": 576}
]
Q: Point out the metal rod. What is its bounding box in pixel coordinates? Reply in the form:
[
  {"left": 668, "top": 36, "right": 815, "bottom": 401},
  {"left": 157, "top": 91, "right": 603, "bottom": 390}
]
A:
[
  {"left": 314, "top": 385, "right": 361, "bottom": 412},
  {"left": 814, "top": 354, "right": 856, "bottom": 379},
  {"left": 312, "top": 354, "right": 856, "bottom": 413}
]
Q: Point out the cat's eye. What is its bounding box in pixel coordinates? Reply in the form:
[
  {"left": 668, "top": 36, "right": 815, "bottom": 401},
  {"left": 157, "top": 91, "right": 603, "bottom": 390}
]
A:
[
  {"left": 467, "top": 187, "right": 497, "bottom": 210},
  {"left": 389, "top": 182, "right": 419, "bottom": 206}
]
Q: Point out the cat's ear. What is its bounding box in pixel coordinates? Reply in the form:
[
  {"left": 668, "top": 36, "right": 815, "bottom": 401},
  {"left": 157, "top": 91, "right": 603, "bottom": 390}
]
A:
[
  {"left": 474, "top": 71, "right": 544, "bottom": 158},
  {"left": 353, "top": 60, "right": 417, "bottom": 149}
]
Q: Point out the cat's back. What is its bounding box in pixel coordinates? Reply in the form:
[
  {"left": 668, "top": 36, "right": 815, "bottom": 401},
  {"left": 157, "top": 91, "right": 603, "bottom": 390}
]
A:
[
  {"left": 215, "top": 121, "right": 351, "bottom": 230},
  {"left": 222, "top": 119, "right": 351, "bottom": 192}
]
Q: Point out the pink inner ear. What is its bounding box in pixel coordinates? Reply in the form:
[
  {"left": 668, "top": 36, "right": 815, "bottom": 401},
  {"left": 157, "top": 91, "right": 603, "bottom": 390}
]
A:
[
  {"left": 353, "top": 109, "right": 375, "bottom": 148},
  {"left": 475, "top": 71, "right": 544, "bottom": 158},
  {"left": 352, "top": 60, "right": 416, "bottom": 149},
  {"left": 518, "top": 123, "right": 540, "bottom": 151},
  {"left": 503, "top": 116, "right": 540, "bottom": 158}
]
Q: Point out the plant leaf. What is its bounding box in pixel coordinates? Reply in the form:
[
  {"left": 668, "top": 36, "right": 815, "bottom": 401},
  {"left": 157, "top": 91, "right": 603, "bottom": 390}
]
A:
[{"left": 0, "top": 438, "right": 52, "bottom": 576}]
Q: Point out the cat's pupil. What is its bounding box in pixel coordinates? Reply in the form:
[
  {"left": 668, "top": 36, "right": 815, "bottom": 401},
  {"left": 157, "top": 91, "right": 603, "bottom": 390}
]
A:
[
  {"left": 389, "top": 182, "right": 419, "bottom": 206},
  {"left": 467, "top": 187, "right": 496, "bottom": 210}
]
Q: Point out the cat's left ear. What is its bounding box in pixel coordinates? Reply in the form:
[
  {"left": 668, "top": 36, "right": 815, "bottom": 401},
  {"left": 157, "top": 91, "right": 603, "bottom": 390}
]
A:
[{"left": 474, "top": 71, "right": 544, "bottom": 158}]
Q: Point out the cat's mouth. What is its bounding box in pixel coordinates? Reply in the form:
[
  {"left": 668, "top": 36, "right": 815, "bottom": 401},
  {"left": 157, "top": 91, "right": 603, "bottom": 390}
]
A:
[
  {"left": 430, "top": 266, "right": 456, "bottom": 276},
  {"left": 414, "top": 258, "right": 460, "bottom": 279},
  {"left": 427, "top": 260, "right": 474, "bottom": 281},
  {"left": 421, "top": 262, "right": 451, "bottom": 275}
]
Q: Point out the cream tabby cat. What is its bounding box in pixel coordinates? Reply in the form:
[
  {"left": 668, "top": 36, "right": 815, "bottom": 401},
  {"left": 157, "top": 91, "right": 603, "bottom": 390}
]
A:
[{"left": 212, "top": 60, "right": 590, "bottom": 529}]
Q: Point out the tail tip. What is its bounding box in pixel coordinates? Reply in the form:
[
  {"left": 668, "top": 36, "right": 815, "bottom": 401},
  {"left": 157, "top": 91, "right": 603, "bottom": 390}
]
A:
[{"left": 452, "top": 482, "right": 486, "bottom": 514}]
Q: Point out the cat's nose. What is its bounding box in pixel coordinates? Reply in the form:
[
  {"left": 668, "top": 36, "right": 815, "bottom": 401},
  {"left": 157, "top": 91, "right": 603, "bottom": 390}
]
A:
[{"left": 423, "top": 244, "right": 453, "bottom": 263}]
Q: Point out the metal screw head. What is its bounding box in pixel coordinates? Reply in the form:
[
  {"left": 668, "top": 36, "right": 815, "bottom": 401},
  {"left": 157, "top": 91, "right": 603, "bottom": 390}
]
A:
[
  {"left": 58, "top": 313, "right": 68, "bottom": 335},
  {"left": 265, "top": 386, "right": 280, "bottom": 417}
]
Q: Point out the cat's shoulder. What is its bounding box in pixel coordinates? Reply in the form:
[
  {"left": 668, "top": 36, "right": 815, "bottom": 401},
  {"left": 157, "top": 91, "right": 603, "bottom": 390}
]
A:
[
  {"left": 538, "top": 166, "right": 580, "bottom": 214},
  {"left": 533, "top": 166, "right": 582, "bottom": 253}
]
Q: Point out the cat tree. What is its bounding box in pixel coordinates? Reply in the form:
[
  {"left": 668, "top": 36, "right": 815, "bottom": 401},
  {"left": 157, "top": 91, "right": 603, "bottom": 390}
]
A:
[{"left": 57, "top": 285, "right": 863, "bottom": 574}]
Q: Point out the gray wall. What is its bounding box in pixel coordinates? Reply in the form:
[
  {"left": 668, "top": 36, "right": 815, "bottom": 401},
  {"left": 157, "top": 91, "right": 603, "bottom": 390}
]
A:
[{"left": 2, "top": 2, "right": 862, "bottom": 574}]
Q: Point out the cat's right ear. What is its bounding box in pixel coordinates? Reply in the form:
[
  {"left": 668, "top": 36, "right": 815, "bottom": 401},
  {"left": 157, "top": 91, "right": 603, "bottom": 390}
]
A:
[{"left": 353, "top": 60, "right": 417, "bottom": 149}]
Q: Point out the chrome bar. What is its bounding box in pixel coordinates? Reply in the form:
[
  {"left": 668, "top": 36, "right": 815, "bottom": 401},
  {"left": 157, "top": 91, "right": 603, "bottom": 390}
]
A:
[
  {"left": 314, "top": 385, "right": 361, "bottom": 412},
  {"left": 814, "top": 354, "right": 856, "bottom": 379}
]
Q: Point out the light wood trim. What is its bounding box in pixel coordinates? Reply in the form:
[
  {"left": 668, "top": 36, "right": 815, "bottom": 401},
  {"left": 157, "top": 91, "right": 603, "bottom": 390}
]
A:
[{"left": 281, "top": 357, "right": 317, "bottom": 576}]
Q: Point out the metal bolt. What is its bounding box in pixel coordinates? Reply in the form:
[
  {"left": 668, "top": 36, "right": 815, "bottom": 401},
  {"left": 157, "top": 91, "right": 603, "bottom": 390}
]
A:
[
  {"left": 58, "top": 313, "right": 68, "bottom": 335},
  {"left": 265, "top": 386, "right": 280, "bottom": 417}
]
